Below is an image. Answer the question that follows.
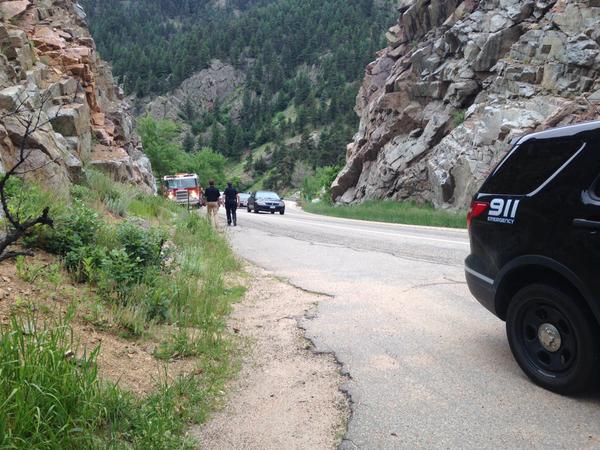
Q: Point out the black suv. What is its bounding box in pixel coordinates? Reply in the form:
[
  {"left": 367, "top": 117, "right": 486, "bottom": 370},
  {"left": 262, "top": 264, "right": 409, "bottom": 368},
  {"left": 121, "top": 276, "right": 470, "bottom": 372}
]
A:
[{"left": 466, "top": 121, "right": 600, "bottom": 394}]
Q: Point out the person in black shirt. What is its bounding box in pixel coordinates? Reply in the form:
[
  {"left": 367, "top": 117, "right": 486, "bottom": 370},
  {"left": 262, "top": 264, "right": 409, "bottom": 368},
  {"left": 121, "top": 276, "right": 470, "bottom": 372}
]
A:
[
  {"left": 204, "top": 180, "right": 221, "bottom": 228},
  {"left": 223, "top": 182, "right": 240, "bottom": 226}
]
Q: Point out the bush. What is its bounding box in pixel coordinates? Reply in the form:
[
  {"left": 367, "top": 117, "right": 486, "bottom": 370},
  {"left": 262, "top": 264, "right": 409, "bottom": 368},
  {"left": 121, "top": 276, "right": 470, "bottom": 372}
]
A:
[
  {"left": 4, "top": 178, "right": 64, "bottom": 228},
  {"left": 301, "top": 165, "right": 339, "bottom": 201},
  {"left": 37, "top": 201, "right": 102, "bottom": 256},
  {"left": 3, "top": 178, "right": 243, "bottom": 448},
  {"left": 115, "top": 221, "right": 166, "bottom": 268},
  {"left": 64, "top": 244, "right": 108, "bottom": 281},
  {"left": 96, "top": 248, "right": 146, "bottom": 300},
  {"left": 452, "top": 109, "right": 466, "bottom": 127}
]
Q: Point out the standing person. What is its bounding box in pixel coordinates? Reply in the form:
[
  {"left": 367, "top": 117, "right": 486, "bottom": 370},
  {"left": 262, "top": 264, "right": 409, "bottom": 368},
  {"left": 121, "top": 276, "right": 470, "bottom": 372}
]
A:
[
  {"left": 204, "top": 180, "right": 221, "bottom": 228},
  {"left": 223, "top": 181, "right": 240, "bottom": 226}
]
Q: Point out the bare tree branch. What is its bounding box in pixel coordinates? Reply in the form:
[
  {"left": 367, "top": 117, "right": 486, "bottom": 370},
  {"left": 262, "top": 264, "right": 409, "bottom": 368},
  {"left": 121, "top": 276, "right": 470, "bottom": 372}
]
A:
[{"left": 0, "top": 94, "right": 57, "bottom": 262}]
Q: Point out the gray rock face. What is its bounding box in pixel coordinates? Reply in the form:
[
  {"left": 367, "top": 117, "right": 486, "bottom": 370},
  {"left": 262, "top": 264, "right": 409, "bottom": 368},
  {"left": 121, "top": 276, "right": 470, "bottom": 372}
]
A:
[
  {"left": 145, "top": 59, "right": 245, "bottom": 123},
  {"left": 0, "top": 0, "right": 156, "bottom": 195},
  {"left": 333, "top": 0, "right": 600, "bottom": 209}
]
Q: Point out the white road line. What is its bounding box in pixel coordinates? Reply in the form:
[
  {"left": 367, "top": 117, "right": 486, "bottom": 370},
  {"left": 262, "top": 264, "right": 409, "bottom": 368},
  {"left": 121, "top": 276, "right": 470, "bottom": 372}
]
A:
[{"left": 244, "top": 214, "right": 469, "bottom": 246}]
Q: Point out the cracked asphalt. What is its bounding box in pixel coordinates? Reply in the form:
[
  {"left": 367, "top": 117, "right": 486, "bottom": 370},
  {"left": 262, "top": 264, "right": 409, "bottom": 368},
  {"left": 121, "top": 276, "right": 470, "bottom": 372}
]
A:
[{"left": 224, "top": 203, "right": 600, "bottom": 449}]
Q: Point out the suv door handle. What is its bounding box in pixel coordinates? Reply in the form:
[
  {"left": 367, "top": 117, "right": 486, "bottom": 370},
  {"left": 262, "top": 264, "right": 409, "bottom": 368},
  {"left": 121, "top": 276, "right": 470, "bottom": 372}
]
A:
[{"left": 573, "top": 218, "right": 600, "bottom": 230}]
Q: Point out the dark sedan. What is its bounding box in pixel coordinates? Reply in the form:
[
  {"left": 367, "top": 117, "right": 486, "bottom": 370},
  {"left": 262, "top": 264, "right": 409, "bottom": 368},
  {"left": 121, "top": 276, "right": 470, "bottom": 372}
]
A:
[{"left": 247, "top": 191, "right": 285, "bottom": 215}]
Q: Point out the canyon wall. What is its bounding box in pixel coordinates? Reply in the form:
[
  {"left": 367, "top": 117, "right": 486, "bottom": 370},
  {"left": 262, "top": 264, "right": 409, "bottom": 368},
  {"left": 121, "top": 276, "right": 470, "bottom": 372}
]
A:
[
  {"left": 0, "top": 0, "right": 155, "bottom": 194},
  {"left": 332, "top": 0, "right": 600, "bottom": 209}
]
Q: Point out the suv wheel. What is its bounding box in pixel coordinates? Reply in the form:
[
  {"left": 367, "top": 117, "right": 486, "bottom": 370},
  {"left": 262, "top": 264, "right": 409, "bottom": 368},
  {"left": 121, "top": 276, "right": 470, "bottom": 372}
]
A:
[{"left": 506, "top": 284, "right": 599, "bottom": 394}]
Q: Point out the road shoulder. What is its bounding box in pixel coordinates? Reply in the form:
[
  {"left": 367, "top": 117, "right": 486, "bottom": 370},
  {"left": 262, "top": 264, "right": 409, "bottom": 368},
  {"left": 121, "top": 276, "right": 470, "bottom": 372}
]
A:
[{"left": 189, "top": 264, "right": 349, "bottom": 449}]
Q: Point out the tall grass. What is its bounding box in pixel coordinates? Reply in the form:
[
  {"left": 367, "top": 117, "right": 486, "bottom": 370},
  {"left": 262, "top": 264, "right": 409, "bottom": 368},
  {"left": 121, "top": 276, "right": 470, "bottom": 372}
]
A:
[
  {"left": 4, "top": 171, "right": 245, "bottom": 448},
  {"left": 0, "top": 315, "right": 106, "bottom": 448},
  {"left": 304, "top": 200, "right": 466, "bottom": 228},
  {"left": 0, "top": 314, "right": 202, "bottom": 449},
  {"left": 128, "top": 194, "right": 179, "bottom": 221}
]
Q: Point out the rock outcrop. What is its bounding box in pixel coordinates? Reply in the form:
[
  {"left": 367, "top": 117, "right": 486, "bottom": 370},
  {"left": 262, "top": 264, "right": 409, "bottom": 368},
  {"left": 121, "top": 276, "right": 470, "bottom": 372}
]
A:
[
  {"left": 0, "top": 0, "right": 155, "bottom": 194},
  {"left": 332, "top": 0, "right": 600, "bottom": 209},
  {"left": 144, "top": 59, "right": 245, "bottom": 123}
]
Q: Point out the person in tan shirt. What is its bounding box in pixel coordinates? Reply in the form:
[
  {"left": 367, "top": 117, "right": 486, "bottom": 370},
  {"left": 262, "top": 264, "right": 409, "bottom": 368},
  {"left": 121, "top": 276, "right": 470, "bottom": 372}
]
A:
[{"left": 203, "top": 180, "right": 221, "bottom": 228}]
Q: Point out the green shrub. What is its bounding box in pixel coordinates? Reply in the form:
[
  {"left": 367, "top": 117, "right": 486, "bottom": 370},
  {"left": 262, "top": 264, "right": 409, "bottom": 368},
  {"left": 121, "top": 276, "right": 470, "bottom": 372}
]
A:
[
  {"left": 105, "top": 195, "right": 130, "bottom": 217},
  {"left": 70, "top": 184, "right": 94, "bottom": 202},
  {"left": 3, "top": 179, "right": 243, "bottom": 448},
  {"left": 116, "top": 220, "right": 167, "bottom": 268},
  {"left": 3, "top": 178, "right": 65, "bottom": 230},
  {"left": 97, "top": 248, "right": 147, "bottom": 300},
  {"left": 64, "top": 245, "right": 108, "bottom": 282},
  {"left": 34, "top": 200, "right": 102, "bottom": 256},
  {"left": 452, "top": 109, "right": 466, "bottom": 127},
  {"left": 301, "top": 165, "right": 339, "bottom": 201}
]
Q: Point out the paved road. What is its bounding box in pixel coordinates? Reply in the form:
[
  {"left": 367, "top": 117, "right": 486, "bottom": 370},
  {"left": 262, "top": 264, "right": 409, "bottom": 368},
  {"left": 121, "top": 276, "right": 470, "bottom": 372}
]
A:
[{"left": 222, "top": 203, "right": 600, "bottom": 449}]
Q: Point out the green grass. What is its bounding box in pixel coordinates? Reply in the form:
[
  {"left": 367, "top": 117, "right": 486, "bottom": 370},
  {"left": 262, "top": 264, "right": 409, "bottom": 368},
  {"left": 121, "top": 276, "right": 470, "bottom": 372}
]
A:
[
  {"left": 3, "top": 171, "right": 246, "bottom": 448},
  {"left": 304, "top": 200, "right": 466, "bottom": 229},
  {"left": 0, "top": 314, "right": 224, "bottom": 449}
]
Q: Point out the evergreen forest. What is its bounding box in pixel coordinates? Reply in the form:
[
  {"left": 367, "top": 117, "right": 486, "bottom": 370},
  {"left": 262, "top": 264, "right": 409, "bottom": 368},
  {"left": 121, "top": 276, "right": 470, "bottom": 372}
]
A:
[{"left": 81, "top": 0, "right": 395, "bottom": 191}]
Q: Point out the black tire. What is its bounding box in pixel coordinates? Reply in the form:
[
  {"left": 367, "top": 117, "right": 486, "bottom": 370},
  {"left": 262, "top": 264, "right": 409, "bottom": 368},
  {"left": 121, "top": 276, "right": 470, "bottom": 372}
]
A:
[
  {"left": 271, "top": 211, "right": 275, "bottom": 214},
  {"left": 247, "top": 207, "right": 251, "bottom": 213},
  {"left": 506, "top": 284, "right": 600, "bottom": 394},
  {"left": 253, "top": 207, "right": 259, "bottom": 214},
  {"left": 280, "top": 210, "right": 285, "bottom": 215}
]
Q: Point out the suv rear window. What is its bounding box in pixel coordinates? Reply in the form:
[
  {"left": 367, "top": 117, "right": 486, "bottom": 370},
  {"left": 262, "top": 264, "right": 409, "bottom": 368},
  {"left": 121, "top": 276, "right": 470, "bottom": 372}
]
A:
[{"left": 482, "top": 139, "right": 584, "bottom": 195}]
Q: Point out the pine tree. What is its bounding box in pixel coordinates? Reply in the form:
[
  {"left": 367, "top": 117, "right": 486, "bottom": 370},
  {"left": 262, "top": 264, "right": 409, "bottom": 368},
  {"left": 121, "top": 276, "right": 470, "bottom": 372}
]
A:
[
  {"left": 210, "top": 123, "right": 223, "bottom": 154},
  {"left": 182, "top": 131, "right": 195, "bottom": 153}
]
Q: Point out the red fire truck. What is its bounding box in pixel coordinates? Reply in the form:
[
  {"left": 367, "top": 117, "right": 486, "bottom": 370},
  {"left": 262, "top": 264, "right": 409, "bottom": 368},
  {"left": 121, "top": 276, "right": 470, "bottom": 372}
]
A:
[{"left": 162, "top": 173, "right": 203, "bottom": 208}]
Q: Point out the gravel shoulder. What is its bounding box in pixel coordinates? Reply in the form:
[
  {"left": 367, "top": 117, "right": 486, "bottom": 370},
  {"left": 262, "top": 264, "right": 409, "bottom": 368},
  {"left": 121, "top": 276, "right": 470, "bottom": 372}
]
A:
[{"left": 190, "top": 264, "right": 349, "bottom": 449}]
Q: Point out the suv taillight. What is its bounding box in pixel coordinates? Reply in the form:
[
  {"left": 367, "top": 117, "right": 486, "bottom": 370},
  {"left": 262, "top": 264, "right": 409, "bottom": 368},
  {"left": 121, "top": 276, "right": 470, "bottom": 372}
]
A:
[{"left": 467, "top": 201, "right": 489, "bottom": 229}]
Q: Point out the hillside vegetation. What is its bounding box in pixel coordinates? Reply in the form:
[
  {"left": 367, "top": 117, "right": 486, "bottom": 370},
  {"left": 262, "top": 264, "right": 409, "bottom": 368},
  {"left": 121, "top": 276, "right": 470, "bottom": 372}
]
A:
[
  {"left": 81, "top": 0, "right": 394, "bottom": 191},
  {"left": 0, "top": 172, "right": 244, "bottom": 448}
]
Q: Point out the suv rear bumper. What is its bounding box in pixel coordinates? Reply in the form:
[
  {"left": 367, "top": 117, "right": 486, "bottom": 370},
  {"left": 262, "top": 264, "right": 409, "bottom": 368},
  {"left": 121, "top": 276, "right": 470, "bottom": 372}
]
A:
[{"left": 465, "top": 263, "right": 497, "bottom": 317}]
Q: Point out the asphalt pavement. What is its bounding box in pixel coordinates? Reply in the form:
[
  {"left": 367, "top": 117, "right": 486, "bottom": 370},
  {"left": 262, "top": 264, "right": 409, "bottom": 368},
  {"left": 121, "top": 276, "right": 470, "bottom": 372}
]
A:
[{"left": 221, "top": 203, "right": 600, "bottom": 449}]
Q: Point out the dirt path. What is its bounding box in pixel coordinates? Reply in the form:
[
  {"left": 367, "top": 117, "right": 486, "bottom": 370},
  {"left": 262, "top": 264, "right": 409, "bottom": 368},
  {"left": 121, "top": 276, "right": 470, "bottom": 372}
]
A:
[{"left": 189, "top": 265, "right": 349, "bottom": 449}]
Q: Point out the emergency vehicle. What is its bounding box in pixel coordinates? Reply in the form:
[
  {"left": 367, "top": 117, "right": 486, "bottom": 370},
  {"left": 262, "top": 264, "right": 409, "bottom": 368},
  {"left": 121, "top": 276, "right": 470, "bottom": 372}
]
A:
[
  {"left": 162, "top": 173, "right": 202, "bottom": 208},
  {"left": 466, "top": 120, "right": 600, "bottom": 394}
]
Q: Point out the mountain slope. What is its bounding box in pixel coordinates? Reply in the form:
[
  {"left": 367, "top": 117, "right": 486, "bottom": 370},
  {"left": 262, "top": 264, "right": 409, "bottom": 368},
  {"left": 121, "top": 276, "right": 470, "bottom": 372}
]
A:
[{"left": 81, "top": 0, "right": 395, "bottom": 189}]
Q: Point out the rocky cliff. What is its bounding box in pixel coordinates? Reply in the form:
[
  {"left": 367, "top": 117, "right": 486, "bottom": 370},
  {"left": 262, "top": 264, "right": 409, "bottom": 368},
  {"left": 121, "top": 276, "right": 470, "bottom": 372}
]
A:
[
  {"left": 332, "top": 0, "right": 600, "bottom": 209},
  {"left": 144, "top": 59, "right": 245, "bottom": 124},
  {"left": 0, "top": 0, "right": 155, "bottom": 194}
]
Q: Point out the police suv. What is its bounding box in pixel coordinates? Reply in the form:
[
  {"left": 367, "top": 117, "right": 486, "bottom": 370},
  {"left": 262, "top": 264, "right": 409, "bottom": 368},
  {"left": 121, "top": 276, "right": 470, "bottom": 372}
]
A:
[{"left": 466, "top": 121, "right": 600, "bottom": 394}]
